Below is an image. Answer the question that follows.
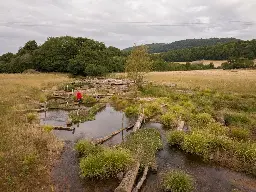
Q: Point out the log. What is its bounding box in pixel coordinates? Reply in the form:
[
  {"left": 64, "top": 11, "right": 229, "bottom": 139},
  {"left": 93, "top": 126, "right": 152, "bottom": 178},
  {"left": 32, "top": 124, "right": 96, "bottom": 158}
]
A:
[
  {"left": 95, "top": 124, "right": 135, "bottom": 144},
  {"left": 133, "top": 114, "right": 145, "bottom": 132},
  {"left": 132, "top": 166, "right": 149, "bottom": 192},
  {"left": 53, "top": 126, "right": 74, "bottom": 131},
  {"left": 115, "top": 162, "right": 140, "bottom": 192}
]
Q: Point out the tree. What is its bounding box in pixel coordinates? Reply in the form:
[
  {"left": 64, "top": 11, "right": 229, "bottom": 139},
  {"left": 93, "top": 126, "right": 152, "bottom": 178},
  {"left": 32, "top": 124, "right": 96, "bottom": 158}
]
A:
[{"left": 125, "top": 45, "right": 153, "bottom": 88}]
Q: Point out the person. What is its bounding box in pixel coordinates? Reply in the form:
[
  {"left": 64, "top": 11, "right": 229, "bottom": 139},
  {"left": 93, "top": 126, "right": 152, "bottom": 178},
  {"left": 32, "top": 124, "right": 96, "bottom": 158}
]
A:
[{"left": 76, "top": 90, "right": 83, "bottom": 104}]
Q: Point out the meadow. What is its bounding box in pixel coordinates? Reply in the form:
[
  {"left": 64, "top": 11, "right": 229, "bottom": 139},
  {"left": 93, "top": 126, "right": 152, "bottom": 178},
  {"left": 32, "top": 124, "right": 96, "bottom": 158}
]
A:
[
  {"left": 145, "top": 69, "right": 256, "bottom": 94},
  {"left": 0, "top": 73, "right": 69, "bottom": 191}
]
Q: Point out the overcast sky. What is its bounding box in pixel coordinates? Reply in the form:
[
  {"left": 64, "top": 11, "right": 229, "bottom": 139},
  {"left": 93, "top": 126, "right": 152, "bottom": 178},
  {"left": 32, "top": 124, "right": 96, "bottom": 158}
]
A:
[{"left": 1, "top": 0, "right": 256, "bottom": 54}]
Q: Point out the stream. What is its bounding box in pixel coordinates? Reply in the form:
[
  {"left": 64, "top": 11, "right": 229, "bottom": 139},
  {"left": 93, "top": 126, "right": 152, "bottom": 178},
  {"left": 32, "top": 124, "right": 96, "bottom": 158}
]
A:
[{"left": 40, "top": 107, "right": 256, "bottom": 192}]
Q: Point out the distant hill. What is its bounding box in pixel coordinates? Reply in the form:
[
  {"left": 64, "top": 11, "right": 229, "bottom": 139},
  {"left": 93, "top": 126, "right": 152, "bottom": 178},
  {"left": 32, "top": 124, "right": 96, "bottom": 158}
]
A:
[{"left": 123, "top": 38, "right": 241, "bottom": 53}]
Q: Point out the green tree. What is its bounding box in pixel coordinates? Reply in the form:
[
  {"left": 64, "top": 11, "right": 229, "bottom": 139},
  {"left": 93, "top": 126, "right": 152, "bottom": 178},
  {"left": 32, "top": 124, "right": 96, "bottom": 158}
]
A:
[{"left": 125, "top": 45, "right": 153, "bottom": 88}]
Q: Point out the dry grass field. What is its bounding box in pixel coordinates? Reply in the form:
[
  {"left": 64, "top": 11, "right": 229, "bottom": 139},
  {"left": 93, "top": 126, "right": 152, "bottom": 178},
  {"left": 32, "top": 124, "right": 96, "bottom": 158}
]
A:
[
  {"left": 177, "top": 60, "right": 226, "bottom": 67},
  {"left": 0, "top": 73, "right": 69, "bottom": 191},
  {"left": 145, "top": 70, "right": 256, "bottom": 94}
]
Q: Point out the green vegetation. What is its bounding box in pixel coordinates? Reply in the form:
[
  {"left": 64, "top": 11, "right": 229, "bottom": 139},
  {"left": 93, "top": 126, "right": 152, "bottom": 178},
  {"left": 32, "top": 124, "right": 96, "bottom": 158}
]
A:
[
  {"left": 122, "top": 128, "right": 162, "bottom": 167},
  {"left": 42, "top": 125, "right": 54, "bottom": 133},
  {"left": 69, "top": 103, "right": 105, "bottom": 123},
  {"left": 124, "top": 105, "right": 139, "bottom": 117},
  {"left": 140, "top": 84, "right": 256, "bottom": 175},
  {"left": 82, "top": 96, "right": 97, "bottom": 107},
  {"left": 0, "top": 37, "right": 125, "bottom": 76},
  {"left": 79, "top": 147, "right": 133, "bottom": 179},
  {"left": 75, "top": 140, "right": 103, "bottom": 157},
  {"left": 126, "top": 45, "right": 153, "bottom": 88},
  {"left": 162, "top": 170, "right": 194, "bottom": 192},
  {"left": 124, "top": 38, "right": 240, "bottom": 53}
]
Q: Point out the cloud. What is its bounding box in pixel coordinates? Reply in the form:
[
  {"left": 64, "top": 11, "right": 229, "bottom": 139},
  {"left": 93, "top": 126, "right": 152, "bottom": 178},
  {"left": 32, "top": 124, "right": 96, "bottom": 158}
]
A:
[{"left": 0, "top": 0, "right": 256, "bottom": 54}]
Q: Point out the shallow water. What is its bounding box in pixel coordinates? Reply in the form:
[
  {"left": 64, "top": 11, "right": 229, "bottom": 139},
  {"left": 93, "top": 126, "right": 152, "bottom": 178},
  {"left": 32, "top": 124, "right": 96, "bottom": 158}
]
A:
[
  {"left": 41, "top": 110, "right": 256, "bottom": 192},
  {"left": 141, "top": 123, "right": 256, "bottom": 192},
  {"left": 40, "top": 104, "right": 131, "bottom": 145}
]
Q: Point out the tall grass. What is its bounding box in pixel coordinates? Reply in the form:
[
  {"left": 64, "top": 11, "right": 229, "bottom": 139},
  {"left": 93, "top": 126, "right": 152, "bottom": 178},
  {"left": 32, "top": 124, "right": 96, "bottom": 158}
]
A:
[{"left": 0, "top": 73, "right": 69, "bottom": 191}]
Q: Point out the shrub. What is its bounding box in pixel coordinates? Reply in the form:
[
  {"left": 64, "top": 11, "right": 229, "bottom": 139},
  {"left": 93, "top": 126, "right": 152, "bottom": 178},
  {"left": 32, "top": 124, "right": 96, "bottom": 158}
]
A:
[
  {"left": 39, "top": 94, "right": 47, "bottom": 103},
  {"left": 234, "top": 142, "right": 256, "bottom": 163},
  {"left": 193, "top": 113, "right": 214, "bottom": 126},
  {"left": 162, "top": 170, "right": 194, "bottom": 192},
  {"left": 122, "top": 128, "right": 162, "bottom": 167},
  {"left": 75, "top": 140, "right": 103, "bottom": 157},
  {"left": 124, "top": 105, "right": 139, "bottom": 117},
  {"left": 26, "top": 113, "right": 37, "bottom": 123},
  {"left": 230, "top": 127, "right": 250, "bottom": 141},
  {"left": 79, "top": 148, "right": 133, "bottom": 179},
  {"left": 161, "top": 113, "right": 178, "bottom": 128},
  {"left": 167, "top": 130, "right": 186, "bottom": 146},
  {"left": 42, "top": 125, "right": 53, "bottom": 133}
]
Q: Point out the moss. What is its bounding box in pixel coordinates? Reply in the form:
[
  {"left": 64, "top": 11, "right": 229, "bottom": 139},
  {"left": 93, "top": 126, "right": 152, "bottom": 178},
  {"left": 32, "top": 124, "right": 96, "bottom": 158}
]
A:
[
  {"left": 162, "top": 170, "right": 194, "bottom": 192},
  {"left": 79, "top": 148, "right": 133, "bottom": 179}
]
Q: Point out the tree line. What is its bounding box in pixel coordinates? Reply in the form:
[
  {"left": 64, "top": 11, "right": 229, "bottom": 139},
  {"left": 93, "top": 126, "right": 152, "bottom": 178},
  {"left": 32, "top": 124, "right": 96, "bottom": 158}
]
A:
[
  {"left": 124, "top": 38, "right": 240, "bottom": 53},
  {"left": 0, "top": 36, "right": 255, "bottom": 76},
  {"left": 0, "top": 36, "right": 126, "bottom": 76}
]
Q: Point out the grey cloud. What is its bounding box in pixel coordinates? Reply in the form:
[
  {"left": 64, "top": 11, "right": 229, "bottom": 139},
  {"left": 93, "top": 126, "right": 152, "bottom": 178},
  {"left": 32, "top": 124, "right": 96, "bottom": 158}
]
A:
[{"left": 0, "top": 0, "right": 256, "bottom": 54}]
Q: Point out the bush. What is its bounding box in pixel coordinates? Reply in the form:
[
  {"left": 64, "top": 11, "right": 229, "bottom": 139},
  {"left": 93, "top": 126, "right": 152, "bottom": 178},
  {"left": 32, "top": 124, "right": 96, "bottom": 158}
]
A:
[
  {"left": 161, "top": 113, "right": 178, "bottom": 128},
  {"left": 230, "top": 127, "right": 250, "bottom": 141},
  {"left": 26, "top": 113, "right": 37, "bottom": 123},
  {"left": 79, "top": 148, "right": 133, "bottom": 179},
  {"left": 75, "top": 140, "right": 103, "bottom": 157},
  {"left": 162, "top": 170, "right": 194, "bottom": 192},
  {"left": 167, "top": 130, "right": 186, "bottom": 146},
  {"left": 191, "top": 113, "right": 214, "bottom": 127},
  {"left": 124, "top": 105, "right": 139, "bottom": 117}
]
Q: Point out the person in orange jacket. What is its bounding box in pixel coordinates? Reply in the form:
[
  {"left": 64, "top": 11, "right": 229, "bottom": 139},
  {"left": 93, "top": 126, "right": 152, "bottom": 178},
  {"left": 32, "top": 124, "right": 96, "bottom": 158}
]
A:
[{"left": 76, "top": 90, "right": 83, "bottom": 104}]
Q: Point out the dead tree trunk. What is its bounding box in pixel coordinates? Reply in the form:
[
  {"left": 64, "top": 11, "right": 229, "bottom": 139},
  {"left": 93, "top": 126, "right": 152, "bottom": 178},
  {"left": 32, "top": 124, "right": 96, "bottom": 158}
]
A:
[
  {"left": 114, "top": 162, "right": 140, "bottom": 192},
  {"left": 132, "top": 166, "right": 149, "bottom": 192}
]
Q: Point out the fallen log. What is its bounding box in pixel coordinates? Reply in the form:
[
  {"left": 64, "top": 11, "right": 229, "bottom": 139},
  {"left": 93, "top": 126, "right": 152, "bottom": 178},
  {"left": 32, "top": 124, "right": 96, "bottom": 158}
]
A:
[
  {"left": 132, "top": 166, "right": 149, "bottom": 192},
  {"left": 95, "top": 123, "right": 135, "bottom": 144},
  {"left": 53, "top": 126, "right": 74, "bottom": 131},
  {"left": 15, "top": 108, "right": 48, "bottom": 113},
  {"left": 133, "top": 114, "right": 145, "bottom": 132},
  {"left": 115, "top": 162, "right": 140, "bottom": 192}
]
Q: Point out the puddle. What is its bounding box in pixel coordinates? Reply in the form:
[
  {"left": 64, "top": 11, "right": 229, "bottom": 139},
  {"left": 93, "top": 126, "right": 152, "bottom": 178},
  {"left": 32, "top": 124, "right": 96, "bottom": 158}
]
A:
[
  {"left": 40, "top": 104, "right": 131, "bottom": 145},
  {"left": 141, "top": 123, "right": 256, "bottom": 192}
]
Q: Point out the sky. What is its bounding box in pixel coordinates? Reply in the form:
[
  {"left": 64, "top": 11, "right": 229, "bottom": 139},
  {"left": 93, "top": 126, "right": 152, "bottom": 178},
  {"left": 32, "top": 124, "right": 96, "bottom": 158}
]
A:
[{"left": 1, "top": 0, "right": 256, "bottom": 54}]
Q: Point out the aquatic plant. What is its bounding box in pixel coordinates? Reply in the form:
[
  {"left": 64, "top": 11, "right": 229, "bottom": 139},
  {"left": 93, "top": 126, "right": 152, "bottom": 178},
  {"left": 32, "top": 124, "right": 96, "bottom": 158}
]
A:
[
  {"left": 75, "top": 140, "right": 103, "bottom": 157},
  {"left": 162, "top": 170, "right": 194, "bottom": 192},
  {"left": 79, "top": 148, "right": 133, "bottom": 179}
]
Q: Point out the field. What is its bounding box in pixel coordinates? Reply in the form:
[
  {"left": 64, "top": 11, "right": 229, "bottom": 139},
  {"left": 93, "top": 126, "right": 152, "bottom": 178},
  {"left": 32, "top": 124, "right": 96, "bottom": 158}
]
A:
[
  {"left": 145, "top": 70, "right": 256, "bottom": 94},
  {"left": 177, "top": 60, "right": 226, "bottom": 67},
  {"left": 0, "top": 73, "right": 69, "bottom": 191}
]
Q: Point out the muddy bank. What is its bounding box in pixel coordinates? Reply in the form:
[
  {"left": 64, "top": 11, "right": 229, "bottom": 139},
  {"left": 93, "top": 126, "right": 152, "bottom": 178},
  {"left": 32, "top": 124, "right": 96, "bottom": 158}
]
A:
[{"left": 141, "top": 123, "right": 256, "bottom": 192}]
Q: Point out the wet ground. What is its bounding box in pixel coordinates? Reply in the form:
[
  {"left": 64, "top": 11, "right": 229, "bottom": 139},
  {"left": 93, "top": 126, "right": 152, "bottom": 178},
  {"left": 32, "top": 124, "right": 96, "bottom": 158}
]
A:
[
  {"left": 41, "top": 109, "right": 256, "bottom": 192},
  {"left": 141, "top": 123, "right": 256, "bottom": 192}
]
